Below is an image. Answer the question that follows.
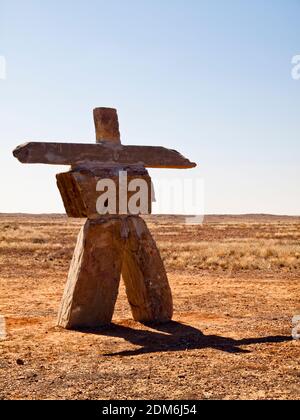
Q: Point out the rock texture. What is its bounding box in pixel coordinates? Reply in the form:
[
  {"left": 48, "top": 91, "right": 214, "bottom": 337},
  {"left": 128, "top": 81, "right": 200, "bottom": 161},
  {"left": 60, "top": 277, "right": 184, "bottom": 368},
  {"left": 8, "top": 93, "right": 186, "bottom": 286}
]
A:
[
  {"left": 57, "top": 217, "right": 126, "bottom": 329},
  {"left": 93, "top": 107, "right": 121, "bottom": 144},
  {"left": 56, "top": 171, "right": 87, "bottom": 218},
  {"left": 13, "top": 142, "right": 196, "bottom": 169},
  {"left": 122, "top": 217, "right": 173, "bottom": 323},
  {"left": 57, "top": 216, "right": 173, "bottom": 329},
  {"left": 56, "top": 166, "right": 152, "bottom": 218}
]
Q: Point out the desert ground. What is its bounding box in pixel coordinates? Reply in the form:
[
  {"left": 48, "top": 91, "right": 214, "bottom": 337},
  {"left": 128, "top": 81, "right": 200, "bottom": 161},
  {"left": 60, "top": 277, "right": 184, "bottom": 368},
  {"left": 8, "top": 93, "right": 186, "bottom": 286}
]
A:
[{"left": 0, "top": 214, "right": 299, "bottom": 400}]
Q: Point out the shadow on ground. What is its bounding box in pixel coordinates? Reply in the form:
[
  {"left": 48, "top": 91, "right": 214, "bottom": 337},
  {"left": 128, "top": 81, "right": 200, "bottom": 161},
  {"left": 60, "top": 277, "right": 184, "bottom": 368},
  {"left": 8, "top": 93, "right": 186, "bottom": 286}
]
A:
[{"left": 80, "top": 321, "right": 291, "bottom": 357}]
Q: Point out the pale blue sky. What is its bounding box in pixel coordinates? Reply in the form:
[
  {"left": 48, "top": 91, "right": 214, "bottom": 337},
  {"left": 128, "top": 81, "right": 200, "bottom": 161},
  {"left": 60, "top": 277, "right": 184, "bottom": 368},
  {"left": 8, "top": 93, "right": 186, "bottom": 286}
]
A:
[{"left": 0, "top": 0, "right": 299, "bottom": 214}]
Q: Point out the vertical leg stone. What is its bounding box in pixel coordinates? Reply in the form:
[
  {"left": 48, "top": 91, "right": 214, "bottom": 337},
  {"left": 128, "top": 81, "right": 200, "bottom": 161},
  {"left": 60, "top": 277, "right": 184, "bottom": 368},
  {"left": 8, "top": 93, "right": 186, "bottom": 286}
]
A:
[
  {"left": 122, "top": 216, "right": 173, "bottom": 323},
  {"left": 57, "top": 217, "right": 126, "bottom": 329}
]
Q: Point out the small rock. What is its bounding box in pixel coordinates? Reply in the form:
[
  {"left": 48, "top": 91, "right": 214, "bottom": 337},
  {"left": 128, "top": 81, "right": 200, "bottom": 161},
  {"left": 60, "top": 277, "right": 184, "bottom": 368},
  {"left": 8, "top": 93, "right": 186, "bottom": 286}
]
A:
[{"left": 16, "top": 359, "right": 25, "bottom": 366}]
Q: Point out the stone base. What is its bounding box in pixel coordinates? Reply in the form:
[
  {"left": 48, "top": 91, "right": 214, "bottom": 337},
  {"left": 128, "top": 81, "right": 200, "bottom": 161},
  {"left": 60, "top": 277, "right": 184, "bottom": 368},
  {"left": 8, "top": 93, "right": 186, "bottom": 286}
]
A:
[
  {"left": 56, "top": 166, "right": 153, "bottom": 218},
  {"left": 57, "top": 216, "right": 173, "bottom": 329},
  {"left": 122, "top": 217, "right": 173, "bottom": 323}
]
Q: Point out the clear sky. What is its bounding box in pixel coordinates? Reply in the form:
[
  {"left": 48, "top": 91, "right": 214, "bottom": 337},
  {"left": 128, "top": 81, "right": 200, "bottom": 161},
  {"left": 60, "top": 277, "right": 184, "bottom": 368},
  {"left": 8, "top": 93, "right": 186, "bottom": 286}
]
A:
[{"left": 0, "top": 0, "right": 299, "bottom": 215}]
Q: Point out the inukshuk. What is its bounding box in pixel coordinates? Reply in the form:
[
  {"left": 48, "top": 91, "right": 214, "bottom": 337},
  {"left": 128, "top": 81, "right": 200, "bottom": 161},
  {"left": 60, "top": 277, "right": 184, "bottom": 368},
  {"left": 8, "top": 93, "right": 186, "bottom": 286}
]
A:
[{"left": 13, "top": 108, "right": 196, "bottom": 330}]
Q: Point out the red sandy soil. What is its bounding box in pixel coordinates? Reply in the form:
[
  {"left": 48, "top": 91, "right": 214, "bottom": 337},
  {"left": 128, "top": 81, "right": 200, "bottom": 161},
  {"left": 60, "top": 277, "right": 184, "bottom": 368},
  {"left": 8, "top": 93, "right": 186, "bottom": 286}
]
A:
[{"left": 0, "top": 214, "right": 299, "bottom": 400}]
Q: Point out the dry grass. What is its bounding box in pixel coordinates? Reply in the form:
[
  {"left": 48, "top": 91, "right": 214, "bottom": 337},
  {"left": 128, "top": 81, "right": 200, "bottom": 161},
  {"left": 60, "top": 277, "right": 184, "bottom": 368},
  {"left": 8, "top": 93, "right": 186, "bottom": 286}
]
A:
[
  {"left": 160, "top": 239, "right": 300, "bottom": 272},
  {"left": 150, "top": 217, "right": 300, "bottom": 274},
  {"left": 0, "top": 214, "right": 300, "bottom": 400},
  {"left": 1, "top": 216, "right": 300, "bottom": 275}
]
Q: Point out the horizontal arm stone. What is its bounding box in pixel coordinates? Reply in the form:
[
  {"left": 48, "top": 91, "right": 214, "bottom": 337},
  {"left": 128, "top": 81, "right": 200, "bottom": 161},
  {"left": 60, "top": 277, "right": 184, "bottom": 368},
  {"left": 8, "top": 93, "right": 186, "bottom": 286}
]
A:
[{"left": 13, "top": 142, "right": 196, "bottom": 169}]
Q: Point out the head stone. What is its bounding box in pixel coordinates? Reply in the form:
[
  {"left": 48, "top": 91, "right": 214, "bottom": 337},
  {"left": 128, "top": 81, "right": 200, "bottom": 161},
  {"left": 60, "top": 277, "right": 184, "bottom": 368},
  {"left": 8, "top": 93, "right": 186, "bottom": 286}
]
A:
[{"left": 93, "top": 107, "right": 121, "bottom": 144}]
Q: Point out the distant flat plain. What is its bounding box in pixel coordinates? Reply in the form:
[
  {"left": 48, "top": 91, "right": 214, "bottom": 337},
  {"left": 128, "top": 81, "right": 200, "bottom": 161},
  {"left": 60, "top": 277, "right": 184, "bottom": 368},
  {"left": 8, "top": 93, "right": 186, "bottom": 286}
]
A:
[{"left": 0, "top": 214, "right": 299, "bottom": 400}]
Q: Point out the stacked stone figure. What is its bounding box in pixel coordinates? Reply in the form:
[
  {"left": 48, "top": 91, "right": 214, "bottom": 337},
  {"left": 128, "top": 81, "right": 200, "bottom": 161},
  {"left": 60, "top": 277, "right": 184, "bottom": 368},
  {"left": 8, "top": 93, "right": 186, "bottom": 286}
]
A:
[{"left": 13, "top": 108, "right": 196, "bottom": 330}]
